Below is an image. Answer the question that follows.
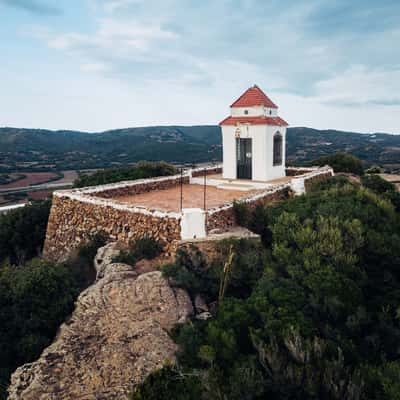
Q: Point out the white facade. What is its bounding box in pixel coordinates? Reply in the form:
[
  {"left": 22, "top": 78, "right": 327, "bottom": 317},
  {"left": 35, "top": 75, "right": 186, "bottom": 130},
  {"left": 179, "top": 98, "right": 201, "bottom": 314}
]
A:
[
  {"left": 220, "top": 87, "right": 288, "bottom": 182},
  {"left": 222, "top": 124, "right": 286, "bottom": 181}
]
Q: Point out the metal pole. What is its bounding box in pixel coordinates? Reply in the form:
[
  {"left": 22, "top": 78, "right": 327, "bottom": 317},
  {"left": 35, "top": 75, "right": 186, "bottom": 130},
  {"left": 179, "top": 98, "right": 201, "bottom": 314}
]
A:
[
  {"left": 180, "top": 168, "right": 183, "bottom": 212},
  {"left": 203, "top": 167, "right": 207, "bottom": 211}
]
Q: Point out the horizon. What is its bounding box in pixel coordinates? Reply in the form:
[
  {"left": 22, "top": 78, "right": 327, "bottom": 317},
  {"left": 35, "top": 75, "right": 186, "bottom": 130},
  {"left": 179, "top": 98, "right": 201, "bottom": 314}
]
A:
[
  {"left": 0, "top": 124, "right": 398, "bottom": 136},
  {"left": 0, "top": 0, "right": 399, "bottom": 133}
]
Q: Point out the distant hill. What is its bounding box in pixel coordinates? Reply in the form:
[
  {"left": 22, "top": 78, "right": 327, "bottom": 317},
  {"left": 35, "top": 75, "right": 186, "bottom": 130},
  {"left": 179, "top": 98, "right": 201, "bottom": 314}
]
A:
[{"left": 0, "top": 126, "right": 399, "bottom": 172}]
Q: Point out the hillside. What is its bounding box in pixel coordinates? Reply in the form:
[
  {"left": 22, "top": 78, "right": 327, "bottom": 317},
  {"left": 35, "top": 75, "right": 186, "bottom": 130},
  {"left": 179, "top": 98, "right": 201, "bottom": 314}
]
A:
[{"left": 0, "top": 126, "right": 399, "bottom": 172}]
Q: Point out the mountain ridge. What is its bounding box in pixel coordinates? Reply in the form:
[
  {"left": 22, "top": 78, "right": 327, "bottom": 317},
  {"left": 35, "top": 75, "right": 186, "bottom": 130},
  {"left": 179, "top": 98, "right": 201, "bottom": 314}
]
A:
[{"left": 1, "top": 125, "right": 399, "bottom": 172}]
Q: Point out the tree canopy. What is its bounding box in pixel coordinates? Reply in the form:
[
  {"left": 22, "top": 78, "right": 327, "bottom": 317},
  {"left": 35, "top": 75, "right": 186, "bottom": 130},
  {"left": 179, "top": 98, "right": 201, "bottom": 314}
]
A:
[
  {"left": 74, "top": 161, "right": 177, "bottom": 187},
  {"left": 0, "top": 200, "right": 51, "bottom": 266},
  {"left": 133, "top": 176, "right": 400, "bottom": 400},
  {"left": 308, "top": 152, "right": 364, "bottom": 175}
]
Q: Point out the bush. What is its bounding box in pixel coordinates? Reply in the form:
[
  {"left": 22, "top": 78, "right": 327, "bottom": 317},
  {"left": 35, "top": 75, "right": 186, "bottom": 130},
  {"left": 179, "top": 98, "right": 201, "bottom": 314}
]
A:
[
  {"left": 362, "top": 174, "right": 400, "bottom": 212},
  {"left": 309, "top": 152, "right": 364, "bottom": 175},
  {"left": 163, "top": 239, "right": 267, "bottom": 303},
  {"left": 74, "top": 161, "right": 177, "bottom": 188},
  {"left": 136, "top": 177, "right": 400, "bottom": 399},
  {"left": 130, "top": 365, "right": 202, "bottom": 400},
  {"left": 64, "top": 232, "right": 107, "bottom": 289},
  {"left": 113, "top": 236, "right": 162, "bottom": 266},
  {"left": 233, "top": 201, "right": 251, "bottom": 227},
  {"left": 0, "top": 200, "right": 51, "bottom": 265},
  {"left": 365, "top": 166, "right": 383, "bottom": 174},
  {"left": 0, "top": 259, "right": 79, "bottom": 399}
]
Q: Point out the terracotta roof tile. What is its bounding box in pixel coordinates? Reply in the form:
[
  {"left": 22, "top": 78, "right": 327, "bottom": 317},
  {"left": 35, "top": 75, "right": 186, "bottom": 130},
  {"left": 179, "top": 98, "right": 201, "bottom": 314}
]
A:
[
  {"left": 230, "top": 85, "right": 278, "bottom": 108},
  {"left": 219, "top": 116, "right": 288, "bottom": 127}
]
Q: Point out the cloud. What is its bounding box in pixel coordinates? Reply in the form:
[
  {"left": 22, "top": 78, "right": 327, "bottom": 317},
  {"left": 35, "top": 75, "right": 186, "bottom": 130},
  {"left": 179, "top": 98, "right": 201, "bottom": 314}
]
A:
[
  {"left": 0, "top": 0, "right": 61, "bottom": 15},
  {"left": 47, "top": 18, "right": 178, "bottom": 56},
  {"left": 4, "top": 0, "right": 400, "bottom": 132},
  {"left": 313, "top": 65, "right": 400, "bottom": 107},
  {"left": 80, "top": 62, "right": 110, "bottom": 73}
]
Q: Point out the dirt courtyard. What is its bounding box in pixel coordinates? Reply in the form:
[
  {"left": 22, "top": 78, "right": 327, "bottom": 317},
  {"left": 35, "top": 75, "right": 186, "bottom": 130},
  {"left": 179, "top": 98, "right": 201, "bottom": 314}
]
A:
[{"left": 112, "top": 184, "right": 256, "bottom": 212}]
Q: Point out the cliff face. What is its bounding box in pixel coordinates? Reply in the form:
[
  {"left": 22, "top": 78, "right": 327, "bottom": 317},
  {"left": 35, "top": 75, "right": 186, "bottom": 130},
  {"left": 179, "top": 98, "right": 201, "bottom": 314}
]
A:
[{"left": 8, "top": 249, "right": 193, "bottom": 399}]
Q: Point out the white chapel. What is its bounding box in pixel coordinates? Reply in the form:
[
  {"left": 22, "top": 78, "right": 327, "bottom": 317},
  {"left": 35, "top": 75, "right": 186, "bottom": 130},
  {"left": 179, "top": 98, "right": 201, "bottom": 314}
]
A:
[{"left": 219, "top": 85, "right": 288, "bottom": 182}]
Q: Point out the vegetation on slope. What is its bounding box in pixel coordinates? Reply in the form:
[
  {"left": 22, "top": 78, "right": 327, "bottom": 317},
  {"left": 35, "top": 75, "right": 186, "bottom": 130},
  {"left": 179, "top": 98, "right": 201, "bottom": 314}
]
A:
[
  {"left": 0, "top": 162, "right": 181, "bottom": 398},
  {"left": 0, "top": 260, "right": 79, "bottom": 398},
  {"left": 74, "top": 161, "right": 177, "bottom": 187},
  {"left": 1, "top": 126, "right": 399, "bottom": 173},
  {"left": 307, "top": 152, "right": 365, "bottom": 175},
  {"left": 0, "top": 200, "right": 51, "bottom": 265},
  {"left": 133, "top": 176, "right": 400, "bottom": 400}
]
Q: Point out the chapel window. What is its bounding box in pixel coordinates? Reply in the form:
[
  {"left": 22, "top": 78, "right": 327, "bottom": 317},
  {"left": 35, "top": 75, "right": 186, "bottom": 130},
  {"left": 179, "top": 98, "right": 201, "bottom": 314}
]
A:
[{"left": 273, "top": 132, "right": 283, "bottom": 166}]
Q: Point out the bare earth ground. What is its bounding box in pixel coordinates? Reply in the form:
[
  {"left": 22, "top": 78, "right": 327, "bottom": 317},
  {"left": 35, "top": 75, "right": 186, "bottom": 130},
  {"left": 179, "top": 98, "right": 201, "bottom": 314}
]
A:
[
  {"left": 113, "top": 184, "right": 257, "bottom": 212},
  {"left": 0, "top": 172, "right": 60, "bottom": 190},
  {"left": 53, "top": 170, "right": 79, "bottom": 184}
]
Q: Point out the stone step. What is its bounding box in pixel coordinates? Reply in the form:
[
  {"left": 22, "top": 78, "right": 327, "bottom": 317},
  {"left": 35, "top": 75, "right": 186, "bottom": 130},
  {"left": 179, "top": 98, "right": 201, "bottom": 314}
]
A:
[{"left": 216, "top": 183, "right": 255, "bottom": 191}]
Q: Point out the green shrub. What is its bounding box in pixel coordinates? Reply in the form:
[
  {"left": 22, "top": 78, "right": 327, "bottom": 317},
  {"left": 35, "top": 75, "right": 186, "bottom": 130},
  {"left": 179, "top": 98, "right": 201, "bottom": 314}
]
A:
[
  {"left": 113, "top": 236, "right": 162, "bottom": 266},
  {"left": 0, "top": 259, "right": 79, "bottom": 399},
  {"left": 362, "top": 174, "right": 400, "bottom": 212},
  {"left": 64, "top": 232, "right": 107, "bottom": 289},
  {"left": 233, "top": 201, "right": 251, "bottom": 227},
  {"left": 130, "top": 365, "right": 201, "bottom": 400},
  {"left": 163, "top": 239, "right": 267, "bottom": 303},
  {"left": 74, "top": 161, "right": 177, "bottom": 188},
  {"left": 0, "top": 200, "right": 51, "bottom": 265},
  {"left": 365, "top": 166, "right": 383, "bottom": 174},
  {"left": 137, "top": 177, "right": 400, "bottom": 399},
  {"left": 309, "top": 152, "right": 364, "bottom": 175}
]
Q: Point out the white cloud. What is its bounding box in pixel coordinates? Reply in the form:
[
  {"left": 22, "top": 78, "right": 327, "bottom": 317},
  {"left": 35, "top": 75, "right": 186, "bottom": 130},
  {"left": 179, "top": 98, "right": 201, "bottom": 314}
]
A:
[
  {"left": 313, "top": 65, "right": 400, "bottom": 106},
  {"left": 47, "top": 17, "right": 178, "bottom": 56},
  {"left": 80, "top": 62, "right": 110, "bottom": 73}
]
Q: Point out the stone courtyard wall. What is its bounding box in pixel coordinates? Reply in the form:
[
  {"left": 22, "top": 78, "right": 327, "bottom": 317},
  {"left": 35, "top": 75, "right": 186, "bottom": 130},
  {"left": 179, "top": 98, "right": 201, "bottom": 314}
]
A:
[
  {"left": 90, "top": 176, "right": 190, "bottom": 199},
  {"left": 192, "top": 166, "right": 223, "bottom": 178},
  {"left": 43, "top": 165, "right": 333, "bottom": 262},
  {"left": 43, "top": 194, "right": 181, "bottom": 262},
  {"left": 206, "top": 186, "right": 290, "bottom": 232},
  {"left": 206, "top": 166, "right": 334, "bottom": 232}
]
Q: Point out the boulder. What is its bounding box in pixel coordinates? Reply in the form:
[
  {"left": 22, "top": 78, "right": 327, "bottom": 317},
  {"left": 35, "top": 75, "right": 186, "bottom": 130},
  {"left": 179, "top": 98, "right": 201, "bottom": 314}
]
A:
[{"left": 8, "top": 264, "right": 193, "bottom": 400}]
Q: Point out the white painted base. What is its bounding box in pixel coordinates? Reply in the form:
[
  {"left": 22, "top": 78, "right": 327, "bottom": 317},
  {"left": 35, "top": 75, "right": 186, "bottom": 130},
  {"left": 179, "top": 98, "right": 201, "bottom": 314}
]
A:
[{"left": 180, "top": 208, "right": 206, "bottom": 240}]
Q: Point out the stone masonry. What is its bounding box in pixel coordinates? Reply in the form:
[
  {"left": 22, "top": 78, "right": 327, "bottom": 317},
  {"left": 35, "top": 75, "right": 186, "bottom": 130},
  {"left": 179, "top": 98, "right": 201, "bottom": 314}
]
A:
[{"left": 43, "top": 165, "right": 333, "bottom": 262}]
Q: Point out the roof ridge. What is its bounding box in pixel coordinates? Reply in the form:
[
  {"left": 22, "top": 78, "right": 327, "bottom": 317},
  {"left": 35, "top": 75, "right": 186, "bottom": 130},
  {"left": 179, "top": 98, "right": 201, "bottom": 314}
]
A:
[
  {"left": 219, "top": 115, "right": 288, "bottom": 127},
  {"left": 230, "top": 85, "right": 278, "bottom": 108}
]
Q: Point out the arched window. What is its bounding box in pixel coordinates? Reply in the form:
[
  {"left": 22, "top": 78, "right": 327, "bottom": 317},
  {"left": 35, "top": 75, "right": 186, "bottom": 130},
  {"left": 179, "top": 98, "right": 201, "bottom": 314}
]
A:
[{"left": 273, "top": 132, "right": 282, "bottom": 166}]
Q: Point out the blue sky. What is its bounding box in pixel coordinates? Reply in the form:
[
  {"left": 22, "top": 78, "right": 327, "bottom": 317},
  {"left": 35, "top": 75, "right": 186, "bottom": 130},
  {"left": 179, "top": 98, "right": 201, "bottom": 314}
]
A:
[{"left": 0, "top": 0, "right": 399, "bottom": 133}]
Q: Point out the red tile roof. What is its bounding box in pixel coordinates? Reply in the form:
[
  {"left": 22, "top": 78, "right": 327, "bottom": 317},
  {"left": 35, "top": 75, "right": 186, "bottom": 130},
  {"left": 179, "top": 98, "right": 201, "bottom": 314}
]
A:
[
  {"left": 219, "top": 116, "right": 288, "bottom": 127},
  {"left": 230, "top": 85, "right": 278, "bottom": 108}
]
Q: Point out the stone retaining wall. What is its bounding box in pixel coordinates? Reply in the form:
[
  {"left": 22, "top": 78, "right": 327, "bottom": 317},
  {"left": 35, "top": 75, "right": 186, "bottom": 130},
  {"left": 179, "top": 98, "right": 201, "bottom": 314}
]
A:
[
  {"left": 192, "top": 166, "right": 223, "bottom": 178},
  {"left": 43, "top": 165, "right": 333, "bottom": 262},
  {"left": 43, "top": 194, "right": 181, "bottom": 262},
  {"left": 206, "top": 186, "right": 290, "bottom": 232},
  {"left": 91, "top": 176, "right": 190, "bottom": 199}
]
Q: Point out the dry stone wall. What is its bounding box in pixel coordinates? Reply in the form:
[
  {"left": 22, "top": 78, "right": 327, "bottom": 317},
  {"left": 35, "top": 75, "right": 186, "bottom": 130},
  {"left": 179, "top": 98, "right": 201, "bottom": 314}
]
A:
[
  {"left": 206, "top": 186, "right": 290, "bottom": 232},
  {"left": 44, "top": 195, "right": 181, "bottom": 262},
  {"left": 192, "top": 166, "right": 223, "bottom": 177},
  {"left": 92, "top": 176, "right": 190, "bottom": 199},
  {"left": 43, "top": 165, "right": 333, "bottom": 262}
]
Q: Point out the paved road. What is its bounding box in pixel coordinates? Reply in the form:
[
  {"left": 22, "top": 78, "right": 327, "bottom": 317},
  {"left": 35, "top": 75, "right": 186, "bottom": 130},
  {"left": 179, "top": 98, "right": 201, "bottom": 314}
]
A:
[{"left": 0, "top": 181, "right": 73, "bottom": 195}]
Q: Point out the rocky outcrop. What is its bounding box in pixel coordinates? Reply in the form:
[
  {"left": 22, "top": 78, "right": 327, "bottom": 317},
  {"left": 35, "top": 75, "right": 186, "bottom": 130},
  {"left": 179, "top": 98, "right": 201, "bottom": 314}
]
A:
[{"left": 8, "top": 249, "right": 193, "bottom": 400}]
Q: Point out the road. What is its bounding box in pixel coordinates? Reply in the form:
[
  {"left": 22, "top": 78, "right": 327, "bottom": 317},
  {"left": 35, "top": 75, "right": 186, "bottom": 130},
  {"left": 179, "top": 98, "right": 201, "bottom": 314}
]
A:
[{"left": 0, "top": 181, "right": 73, "bottom": 195}]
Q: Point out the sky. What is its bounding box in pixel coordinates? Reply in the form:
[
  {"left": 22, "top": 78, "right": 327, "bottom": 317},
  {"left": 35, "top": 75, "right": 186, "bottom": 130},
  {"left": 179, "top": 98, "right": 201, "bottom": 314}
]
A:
[{"left": 0, "top": 0, "right": 399, "bottom": 133}]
